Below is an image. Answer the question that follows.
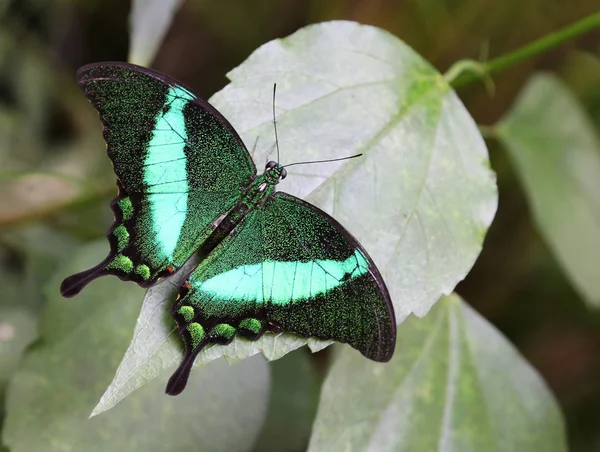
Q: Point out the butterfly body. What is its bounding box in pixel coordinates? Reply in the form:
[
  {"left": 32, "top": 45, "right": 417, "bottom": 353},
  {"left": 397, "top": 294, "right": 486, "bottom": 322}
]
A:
[{"left": 61, "top": 62, "right": 396, "bottom": 395}]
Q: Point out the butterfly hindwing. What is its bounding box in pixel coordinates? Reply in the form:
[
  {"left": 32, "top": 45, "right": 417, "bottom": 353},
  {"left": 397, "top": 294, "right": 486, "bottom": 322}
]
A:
[
  {"left": 61, "top": 63, "right": 256, "bottom": 297},
  {"left": 167, "top": 191, "right": 396, "bottom": 395}
]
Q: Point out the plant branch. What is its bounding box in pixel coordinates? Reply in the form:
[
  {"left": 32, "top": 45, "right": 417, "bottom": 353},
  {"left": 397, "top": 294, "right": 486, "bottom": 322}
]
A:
[{"left": 447, "top": 10, "right": 600, "bottom": 88}]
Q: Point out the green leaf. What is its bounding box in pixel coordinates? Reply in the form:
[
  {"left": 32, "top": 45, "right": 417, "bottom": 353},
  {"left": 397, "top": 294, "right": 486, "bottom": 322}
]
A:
[
  {"left": 0, "top": 237, "right": 40, "bottom": 398},
  {"left": 98, "top": 20, "right": 497, "bottom": 410},
  {"left": 0, "top": 307, "right": 37, "bottom": 392},
  {"left": 308, "top": 294, "right": 566, "bottom": 452},
  {"left": 0, "top": 244, "right": 24, "bottom": 310},
  {"left": 128, "top": 0, "right": 186, "bottom": 66},
  {"left": 2, "top": 241, "right": 270, "bottom": 452},
  {"left": 0, "top": 27, "right": 117, "bottom": 230},
  {"left": 253, "top": 350, "right": 321, "bottom": 452},
  {"left": 497, "top": 73, "right": 600, "bottom": 306},
  {"left": 1, "top": 226, "right": 79, "bottom": 311}
]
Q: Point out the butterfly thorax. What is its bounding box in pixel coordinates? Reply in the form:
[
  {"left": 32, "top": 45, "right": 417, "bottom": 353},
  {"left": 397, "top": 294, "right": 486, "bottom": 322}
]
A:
[
  {"left": 211, "top": 161, "right": 285, "bottom": 235},
  {"left": 238, "top": 161, "right": 286, "bottom": 209}
]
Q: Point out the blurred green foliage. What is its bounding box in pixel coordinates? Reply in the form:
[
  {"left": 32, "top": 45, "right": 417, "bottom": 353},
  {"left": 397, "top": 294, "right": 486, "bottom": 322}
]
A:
[{"left": 0, "top": 1, "right": 599, "bottom": 451}]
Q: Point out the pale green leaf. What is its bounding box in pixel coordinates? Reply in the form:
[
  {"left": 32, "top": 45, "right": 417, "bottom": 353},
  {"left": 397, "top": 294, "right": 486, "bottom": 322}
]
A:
[
  {"left": 1, "top": 225, "right": 79, "bottom": 311},
  {"left": 99, "top": 20, "right": 497, "bottom": 410},
  {"left": 0, "top": 307, "right": 37, "bottom": 391},
  {"left": 128, "top": 0, "right": 186, "bottom": 66},
  {"left": 253, "top": 350, "right": 321, "bottom": 452},
  {"left": 2, "top": 242, "right": 270, "bottom": 452},
  {"left": 308, "top": 294, "right": 566, "bottom": 452},
  {"left": 497, "top": 73, "right": 600, "bottom": 305}
]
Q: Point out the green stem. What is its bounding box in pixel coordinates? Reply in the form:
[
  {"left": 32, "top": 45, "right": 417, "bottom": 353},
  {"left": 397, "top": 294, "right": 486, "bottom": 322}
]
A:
[{"left": 449, "top": 10, "right": 600, "bottom": 88}]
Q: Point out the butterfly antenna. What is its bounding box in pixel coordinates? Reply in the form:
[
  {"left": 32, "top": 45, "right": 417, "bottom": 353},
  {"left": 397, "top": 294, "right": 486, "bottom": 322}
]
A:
[
  {"left": 251, "top": 135, "right": 259, "bottom": 156},
  {"left": 283, "top": 153, "right": 363, "bottom": 168},
  {"left": 272, "top": 83, "right": 281, "bottom": 163},
  {"left": 271, "top": 83, "right": 360, "bottom": 168}
]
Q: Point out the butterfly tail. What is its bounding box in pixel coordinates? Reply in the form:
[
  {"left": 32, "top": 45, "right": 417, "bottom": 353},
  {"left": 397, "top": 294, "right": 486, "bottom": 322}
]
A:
[
  {"left": 165, "top": 346, "right": 203, "bottom": 396},
  {"left": 60, "top": 256, "right": 112, "bottom": 298}
]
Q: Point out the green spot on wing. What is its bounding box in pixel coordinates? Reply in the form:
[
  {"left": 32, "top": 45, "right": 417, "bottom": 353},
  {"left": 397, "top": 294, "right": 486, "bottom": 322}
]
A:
[
  {"left": 113, "top": 225, "right": 130, "bottom": 250},
  {"left": 239, "top": 318, "right": 262, "bottom": 334},
  {"left": 105, "top": 254, "right": 133, "bottom": 273},
  {"left": 135, "top": 264, "right": 151, "bottom": 281},
  {"left": 178, "top": 305, "right": 195, "bottom": 323},
  {"left": 117, "top": 197, "right": 134, "bottom": 221},
  {"left": 211, "top": 324, "right": 236, "bottom": 340},
  {"left": 187, "top": 322, "right": 205, "bottom": 349}
]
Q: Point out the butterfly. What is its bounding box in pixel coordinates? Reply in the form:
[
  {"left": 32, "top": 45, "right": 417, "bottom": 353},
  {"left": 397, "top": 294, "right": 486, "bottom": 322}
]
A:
[{"left": 60, "top": 62, "right": 396, "bottom": 395}]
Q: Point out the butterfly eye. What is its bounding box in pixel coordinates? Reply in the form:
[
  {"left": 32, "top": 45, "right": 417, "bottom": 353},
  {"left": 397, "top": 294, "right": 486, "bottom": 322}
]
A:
[
  {"left": 266, "top": 161, "right": 277, "bottom": 169},
  {"left": 280, "top": 167, "right": 287, "bottom": 179}
]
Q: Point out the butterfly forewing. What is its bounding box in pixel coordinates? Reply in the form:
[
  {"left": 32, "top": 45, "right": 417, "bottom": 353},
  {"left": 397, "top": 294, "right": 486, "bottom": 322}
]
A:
[{"left": 61, "top": 63, "right": 256, "bottom": 296}]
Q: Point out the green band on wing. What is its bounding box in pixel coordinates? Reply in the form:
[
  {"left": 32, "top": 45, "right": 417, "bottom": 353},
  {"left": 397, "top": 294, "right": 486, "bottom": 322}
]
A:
[
  {"left": 144, "top": 86, "right": 195, "bottom": 265},
  {"left": 196, "top": 249, "right": 369, "bottom": 305}
]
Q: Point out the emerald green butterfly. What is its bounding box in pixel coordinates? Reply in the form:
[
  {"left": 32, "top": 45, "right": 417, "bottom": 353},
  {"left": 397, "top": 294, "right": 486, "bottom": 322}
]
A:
[{"left": 60, "top": 62, "right": 396, "bottom": 395}]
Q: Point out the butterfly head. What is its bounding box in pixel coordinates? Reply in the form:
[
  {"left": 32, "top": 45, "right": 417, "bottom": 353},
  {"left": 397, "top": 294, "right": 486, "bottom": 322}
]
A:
[{"left": 264, "top": 161, "right": 287, "bottom": 185}]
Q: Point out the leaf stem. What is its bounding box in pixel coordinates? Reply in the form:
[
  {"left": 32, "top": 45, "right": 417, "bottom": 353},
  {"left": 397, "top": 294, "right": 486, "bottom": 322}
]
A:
[{"left": 448, "top": 11, "right": 600, "bottom": 88}]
